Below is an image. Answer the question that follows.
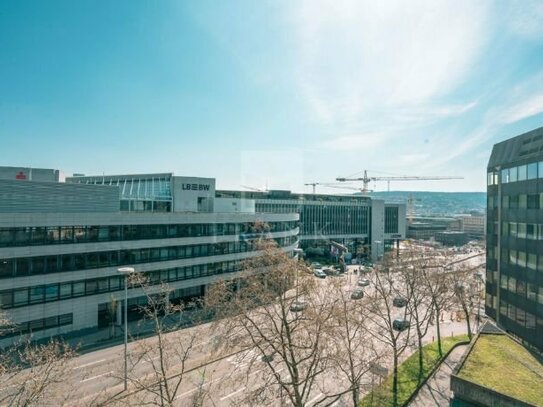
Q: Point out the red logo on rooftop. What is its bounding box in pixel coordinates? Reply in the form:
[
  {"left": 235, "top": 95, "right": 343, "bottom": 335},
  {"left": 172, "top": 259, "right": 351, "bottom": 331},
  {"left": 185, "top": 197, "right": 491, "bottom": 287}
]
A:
[{"left": 15, "top": 171, "right": 27, "bottom": 180}]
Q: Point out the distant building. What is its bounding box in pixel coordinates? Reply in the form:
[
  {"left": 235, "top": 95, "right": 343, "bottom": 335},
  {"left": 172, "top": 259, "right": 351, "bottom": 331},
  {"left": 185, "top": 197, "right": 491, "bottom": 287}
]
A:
[
  {"left": 216, "top": 190, "right": 407, "bottom": 262},
  {"left": 435, "top": 231, "right": 469, "bottom": 246},
  {"left": 487, "top": 126, "right": 543, "bottom": 351},
  {"left": 407, "top": 222, "right": 447, "bottom": 240},
  {"left": 457, "top": 213, "right": 486, "bottom": 239},
  {"left": 0, "top": 170, "right": 298, "bottom": 347}
]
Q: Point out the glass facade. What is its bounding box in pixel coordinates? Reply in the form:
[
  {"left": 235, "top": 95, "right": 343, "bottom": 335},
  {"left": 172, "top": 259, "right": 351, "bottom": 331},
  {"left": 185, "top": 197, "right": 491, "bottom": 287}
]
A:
[
  {"left": 0, "top": 221, "right": 298, "bottom": 248},
  {"left": 385, "top": 207, "right": 399, "bottom": 234},
  {"left": 0, "top": 260, "right": 243, "bottom": 310},
  {"left": 0, "top": 236, "right": 298, "bottom": 279},
  {"left": 69, "top": 175, "right": 173, "bottom": 212},
  {"left": 487, "top": 129, "right": 543, "bottom": 351}
]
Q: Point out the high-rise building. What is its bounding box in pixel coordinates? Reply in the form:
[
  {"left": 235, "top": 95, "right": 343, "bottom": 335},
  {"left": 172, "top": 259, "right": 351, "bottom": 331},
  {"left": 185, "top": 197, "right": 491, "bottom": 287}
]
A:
[{"left": 486, "top": 126, "right": 543, "bottom": 351}]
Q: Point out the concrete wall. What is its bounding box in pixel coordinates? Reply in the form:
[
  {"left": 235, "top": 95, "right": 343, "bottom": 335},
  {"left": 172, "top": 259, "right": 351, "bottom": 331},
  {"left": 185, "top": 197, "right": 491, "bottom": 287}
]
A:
[
  {"left": 0, "top": 166, "right": 63, "bottom": 182},
  {"left": 214, "top": 198, "right": 255, "bottom": 213},
  {"left": 172, "top": 176, "right": 215, "bottom": 212},
  {"left": 0, "top": 179, "right": 119, "bottom": 213}
]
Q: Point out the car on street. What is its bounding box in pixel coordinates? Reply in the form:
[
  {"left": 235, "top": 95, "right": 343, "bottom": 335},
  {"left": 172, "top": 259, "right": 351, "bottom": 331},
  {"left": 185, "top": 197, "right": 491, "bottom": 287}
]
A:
[
  {"left": 314, "top": 269, "right": 327, "bottom": 279},
  {"left": 357, "top": 278, "right": 370, "bottom": 287},
  {"left": 311, "top": 262, "right": 322, "bottom": 269},
  {"left": 289, "top": 300, "right": 308, "bottom": 312},
  {"left": 393, "top": 296, "right": 407, "bottom": 307},
  {"left": 392, "top": 318, "right": 410, "bottom": 331},
  {"left": 351, "top": 288, "right": 364, "bottom": 300},
  {"left": 323, "top": 267, "right": 339, "bottom": 276}
]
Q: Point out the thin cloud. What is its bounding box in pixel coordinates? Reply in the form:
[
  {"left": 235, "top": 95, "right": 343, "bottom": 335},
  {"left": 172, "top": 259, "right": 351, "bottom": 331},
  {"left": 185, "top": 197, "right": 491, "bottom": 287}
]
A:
[
  {"left": 294, "top": 0, "right": 490, "bottom": 126},
  {"left": 502, "top": 94, "right": 543, "bottom": 124}
]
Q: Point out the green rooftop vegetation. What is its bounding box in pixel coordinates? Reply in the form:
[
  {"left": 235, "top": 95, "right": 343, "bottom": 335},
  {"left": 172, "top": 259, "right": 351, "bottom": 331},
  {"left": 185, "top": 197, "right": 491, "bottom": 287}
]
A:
[
  {"left": 457, "top": 334, "right": 543, "bottom": 406},
  {"left": 361, "top": 335, "right": 469, "bottom": 407}
]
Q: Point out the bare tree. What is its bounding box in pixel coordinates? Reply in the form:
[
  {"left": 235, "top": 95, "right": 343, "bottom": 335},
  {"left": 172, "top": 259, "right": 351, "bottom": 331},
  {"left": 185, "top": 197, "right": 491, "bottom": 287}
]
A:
[
  {"left": 398, "top": 248, "right": 435, "bottom": 383},
  {"left": 419, "top": 252, "right": 454, "bottom": 357},
  {"left": 207, "top": 239, "right": 343, "bottom": 407},
  {"left": 0, "top": 312, "right": 77, "bottom": 407},
  {"left": 98, "top": 273, "right": 214, "bottom": 407},
  {"left": 326, "top": 278, "right": 376, "bottom": 406},
  {"left": 449, "top": 265, "right": 479, "bottom": 340},
  {"left": 363, "top": 256, "right": 413, "bottom": 407}
]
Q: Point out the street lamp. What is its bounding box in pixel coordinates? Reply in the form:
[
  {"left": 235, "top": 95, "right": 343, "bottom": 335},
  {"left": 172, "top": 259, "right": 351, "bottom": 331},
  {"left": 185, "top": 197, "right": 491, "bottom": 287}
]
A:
[{"left": 118, "top": 266, "right": 135, "bottom": 391}]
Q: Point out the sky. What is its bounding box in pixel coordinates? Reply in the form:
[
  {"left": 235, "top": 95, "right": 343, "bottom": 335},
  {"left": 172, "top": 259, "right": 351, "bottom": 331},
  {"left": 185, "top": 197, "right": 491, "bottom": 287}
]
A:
[{"left": 1, "top": 0, "right": 543, "bottom": 193}]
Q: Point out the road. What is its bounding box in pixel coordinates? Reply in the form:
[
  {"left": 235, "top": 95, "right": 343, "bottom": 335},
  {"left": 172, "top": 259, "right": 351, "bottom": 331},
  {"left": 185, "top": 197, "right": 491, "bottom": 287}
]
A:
[
  {"left": 1, "top": 255, "right": 482, "bottom": 406},
  {"left": 71, "top": 265, "right": 474, "bottom": 406}
]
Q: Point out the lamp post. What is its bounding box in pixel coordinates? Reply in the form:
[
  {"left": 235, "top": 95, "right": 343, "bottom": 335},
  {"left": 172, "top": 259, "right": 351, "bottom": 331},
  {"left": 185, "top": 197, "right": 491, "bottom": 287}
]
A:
[
  {"left": 118, "top": 267, "right": 134, "bottom": 391},
  {"left": 293, "top": 248, "right": 303, "bottom": 302}
]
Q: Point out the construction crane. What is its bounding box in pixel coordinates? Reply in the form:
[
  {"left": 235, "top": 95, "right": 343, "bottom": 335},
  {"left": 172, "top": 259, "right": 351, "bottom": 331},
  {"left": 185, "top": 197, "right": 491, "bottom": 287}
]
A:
[
  {"left": 336, "top": 170, "right": 463, "bottom": 194},
  {"left": 304, "top": 182, "right": 359, "bottom": 194}
]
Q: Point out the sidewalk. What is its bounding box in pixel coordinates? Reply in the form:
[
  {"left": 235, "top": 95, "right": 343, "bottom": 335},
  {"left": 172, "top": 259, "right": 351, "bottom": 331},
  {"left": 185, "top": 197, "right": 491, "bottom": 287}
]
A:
[{"left": 408, "top": 344, "right": 468, "bottom": 407}]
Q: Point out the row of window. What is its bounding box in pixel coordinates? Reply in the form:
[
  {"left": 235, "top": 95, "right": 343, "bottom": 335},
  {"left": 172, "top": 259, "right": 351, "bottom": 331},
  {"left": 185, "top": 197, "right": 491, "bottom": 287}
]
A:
[
  {"left": 0, "top": 236, "right": 298, "bottom": 279},
  {"left": 0, "top": 221, "right": 298, "bottom": 248},
  {"left": 504, "top": 249, "right": 543, "bottom": 271},
  {"left": 0, "top": 261, "right": 240, "bottom": 310},
  {"left": 487, "top": 161, "right": 543, "bottom": 185},
  {"left": 499, "top": 274, "right": 543, "bottom": 305},
  {"left": 487, "top": 193, "right": 543, "bottom": 210},
  {"left": 0, "top": 313, "right": 73, "bottom": 338},
  {"left": 499, "top": 300, "right": 538, "bottom": 330},
  {"left": 502, "top": 222, "right": 543, "bottom": 240}
]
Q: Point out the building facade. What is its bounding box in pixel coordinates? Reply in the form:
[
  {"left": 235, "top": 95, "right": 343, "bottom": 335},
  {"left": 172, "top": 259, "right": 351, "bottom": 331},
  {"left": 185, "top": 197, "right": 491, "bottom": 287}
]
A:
[
  {"left": 487, "top": 126, "right": 543, "bottom": 351},
  {"left": 458, "top": 213, "right": 486, "bottom": 239},
  {"left": 0, "top": 174, "right": 298, "bottom": 347},
  {"left": 216, "top": 190, "right": 406, "bottom": 261}
]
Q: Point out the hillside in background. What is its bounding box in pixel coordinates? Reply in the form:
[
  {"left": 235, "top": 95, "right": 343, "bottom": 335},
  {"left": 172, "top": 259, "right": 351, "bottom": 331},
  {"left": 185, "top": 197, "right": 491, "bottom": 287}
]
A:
[{"left": 368, "top": 191, "right": 486, "bottom": 217}]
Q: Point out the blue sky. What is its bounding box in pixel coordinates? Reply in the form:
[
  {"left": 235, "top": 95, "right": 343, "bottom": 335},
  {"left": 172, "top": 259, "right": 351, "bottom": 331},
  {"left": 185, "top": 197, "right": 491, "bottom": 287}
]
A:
[{"left": 1, "top": 0, "right": 543, "bottom": 192}]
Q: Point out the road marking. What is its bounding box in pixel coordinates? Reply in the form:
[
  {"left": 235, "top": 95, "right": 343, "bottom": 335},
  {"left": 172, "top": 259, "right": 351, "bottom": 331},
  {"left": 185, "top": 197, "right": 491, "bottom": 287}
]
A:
[
  {"left": 79, "top": 371, "right": 114, "bottom": 383},
  {"left": 219, "top": 386, "right": 246, "bottom": 401},
  {"left": 175, "top": 375, "right": 224, "bottom": 400},
  {"left": 307, "top": 393, "right": 323, "bottom": 406},
  {"left": 73, "top": 358, "right": 107, "bottom": 370}
]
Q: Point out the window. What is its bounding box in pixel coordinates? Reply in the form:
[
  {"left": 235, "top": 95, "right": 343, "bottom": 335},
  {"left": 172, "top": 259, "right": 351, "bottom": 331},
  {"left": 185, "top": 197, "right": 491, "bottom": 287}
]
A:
[
  {"left": 518, "top": 165, "right": 527, "bottom": 181},
  {"left": 29, "top": 286, "right": 44, "bottom": 304},
  {"left": 518, "top": 251, "right": 526, "bottom": 267},
  {"left": 45, "top": 284, "right": 59, "bottom": 302},
  {"left": 528, "top": 253, "right": 537, "bottom": 270},
  {"left": 519, "top": 194, "right": 527, "bottom": 209},
  {"left": 501, "top": 168, "right": 509, "bottom": 183},
  {"left": 73, "top": 282, "right": 85, "bottom": 297},
  {"left": 60, "top": 283, "right": 72, "bottom": 299},
  {"left": 527, "top": 162, "right": 538, "bottom": 179},
  {"left": 509, "top": 167, "right": 518, "bottom": 182},
  {"left": 13, "top": 289, "right": 28, "bottom": 306},
  {"left": 528, "top": 283, "right": 537, "bottom": 301},
  {"left": 0, "top": 292, "right": 13, "bottom": 309},
  {"left": 518, "top": 223, "right": 527, "bottom": 239}
]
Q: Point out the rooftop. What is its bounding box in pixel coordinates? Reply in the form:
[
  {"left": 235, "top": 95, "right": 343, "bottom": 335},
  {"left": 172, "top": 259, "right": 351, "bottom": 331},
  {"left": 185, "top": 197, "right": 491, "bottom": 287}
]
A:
[{"left": 456, "top": 332, "right": 543, "bottom": 406}]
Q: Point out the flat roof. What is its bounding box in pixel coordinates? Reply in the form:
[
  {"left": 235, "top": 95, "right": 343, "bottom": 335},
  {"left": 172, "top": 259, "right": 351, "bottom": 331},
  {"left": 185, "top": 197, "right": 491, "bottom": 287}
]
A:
[{"left": 456, "top": 333, "right": 543, "bottom": 406}]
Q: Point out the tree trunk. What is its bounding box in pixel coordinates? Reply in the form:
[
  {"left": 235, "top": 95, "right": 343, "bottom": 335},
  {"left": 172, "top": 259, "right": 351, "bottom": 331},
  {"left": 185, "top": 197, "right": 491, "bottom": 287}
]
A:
[
  {"left": 435, "top": 306, "right": 442, "bottom": 357},
  {"left": 417, "top": 327, "right": 424, "bottom": 383},
  {"left": 462, "top": 303, "right": 472, "bottom": 339},
  {"left": 392, "top": 352, "right": 399, "bottom": 407}
]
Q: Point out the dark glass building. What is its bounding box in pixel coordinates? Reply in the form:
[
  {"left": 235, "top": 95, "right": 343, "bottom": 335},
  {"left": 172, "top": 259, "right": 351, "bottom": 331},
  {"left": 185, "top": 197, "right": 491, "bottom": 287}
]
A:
[{"left": 486, "top": 126, "right": 543, "bottom": 351}]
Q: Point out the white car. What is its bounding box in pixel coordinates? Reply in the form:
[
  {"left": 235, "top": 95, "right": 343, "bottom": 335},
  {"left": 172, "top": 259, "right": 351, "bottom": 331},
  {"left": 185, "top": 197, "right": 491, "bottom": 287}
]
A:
[{"left": 314, "top": 269, "right": 326, "bottom": 279}]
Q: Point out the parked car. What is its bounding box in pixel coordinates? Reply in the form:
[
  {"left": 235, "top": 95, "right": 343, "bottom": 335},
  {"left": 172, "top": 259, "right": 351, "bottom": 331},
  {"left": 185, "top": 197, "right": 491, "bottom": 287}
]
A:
[
  {"left": 393, "top": 296, "right": 407, "bottom": 308},
  {"left": 311, "top": 262, "right": 322, "bottom": 269},
  {"left": 357, "top": 278, "right": 370, "bottom": 287},
  {"left": 289, "top": 301, "right": 308, "bottom": 312},
  {"left": 393, "top": 318, "right": 410, "bottom": 331},
  {"left": 323, "top": 267, "right": 339, "bottom": 276},
  {"left": 351, "top": 288, "right": 364, "bottom": 300},
  {"left": 314, "top": 269, "right": 327, "bottom": 279}
]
